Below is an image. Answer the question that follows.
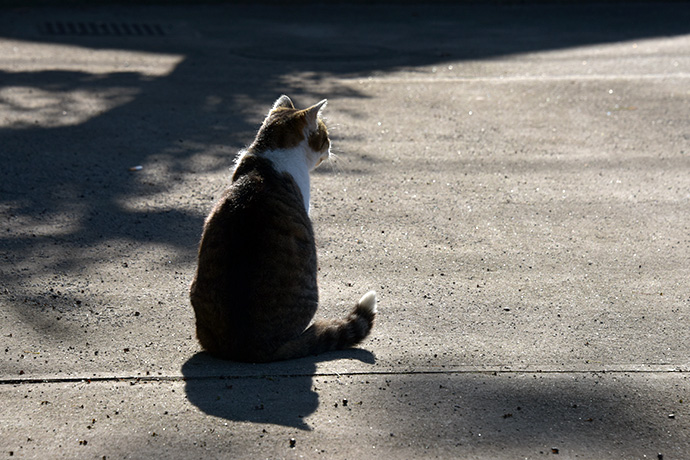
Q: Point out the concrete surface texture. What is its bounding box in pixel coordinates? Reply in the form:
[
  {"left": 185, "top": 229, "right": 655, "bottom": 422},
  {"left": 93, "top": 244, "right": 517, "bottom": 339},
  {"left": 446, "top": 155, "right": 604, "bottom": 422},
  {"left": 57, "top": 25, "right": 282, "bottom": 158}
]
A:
[{"left": 1, "top": 2, "right": 689, "bottom": 459}]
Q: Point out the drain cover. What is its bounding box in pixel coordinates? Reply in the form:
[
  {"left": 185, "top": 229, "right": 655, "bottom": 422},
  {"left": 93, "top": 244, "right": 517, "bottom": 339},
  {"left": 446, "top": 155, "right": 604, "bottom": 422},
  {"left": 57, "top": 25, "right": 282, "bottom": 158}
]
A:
[{"left": 39, "top": 21, "right": 168, "bottom": 37}]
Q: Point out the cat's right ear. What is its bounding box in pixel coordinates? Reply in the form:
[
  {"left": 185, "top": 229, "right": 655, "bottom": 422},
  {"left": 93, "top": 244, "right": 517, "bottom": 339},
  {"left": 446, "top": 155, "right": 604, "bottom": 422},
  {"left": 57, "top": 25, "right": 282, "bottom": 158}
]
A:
[
  {"left": 304, "top": 99, "right": 327, "bottom": 132},
  {"left": 271, "top": 95, "right": 295, "bottom": 111}
]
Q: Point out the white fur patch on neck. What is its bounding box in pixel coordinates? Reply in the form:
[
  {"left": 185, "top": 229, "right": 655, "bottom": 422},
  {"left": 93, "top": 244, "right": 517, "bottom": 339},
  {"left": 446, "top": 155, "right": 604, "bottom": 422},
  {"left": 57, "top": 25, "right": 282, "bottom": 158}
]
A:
[{"left": 263, "top": 145, "right": 312, "bottom": 213}]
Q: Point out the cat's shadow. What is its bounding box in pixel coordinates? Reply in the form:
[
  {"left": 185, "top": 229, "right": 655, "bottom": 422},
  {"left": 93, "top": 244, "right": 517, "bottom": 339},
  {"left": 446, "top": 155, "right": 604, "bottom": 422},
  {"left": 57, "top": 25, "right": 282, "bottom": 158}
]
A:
[{"left": 181, "top": 349, "right": 376, "bottom": 430}]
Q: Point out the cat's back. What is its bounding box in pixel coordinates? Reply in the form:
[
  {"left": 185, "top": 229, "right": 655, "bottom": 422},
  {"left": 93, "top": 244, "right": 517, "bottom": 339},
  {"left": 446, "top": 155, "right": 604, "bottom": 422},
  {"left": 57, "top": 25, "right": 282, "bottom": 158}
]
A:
[
  {"left": 190, "top": 151, "right": 318, "bottom": 359},
  {"left": 191, "top": 153, "right": 316, "bottom": 302}
]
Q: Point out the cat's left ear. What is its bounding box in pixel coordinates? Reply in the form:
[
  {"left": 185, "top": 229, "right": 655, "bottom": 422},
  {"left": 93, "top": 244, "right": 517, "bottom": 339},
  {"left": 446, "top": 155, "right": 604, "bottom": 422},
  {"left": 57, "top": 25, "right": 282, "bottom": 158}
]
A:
[
  {"left": 271, "top": 95, "right": 295, "bottom": 111},
  {"left": 304, "top": 99, "right": 327, "bottom": 131}
]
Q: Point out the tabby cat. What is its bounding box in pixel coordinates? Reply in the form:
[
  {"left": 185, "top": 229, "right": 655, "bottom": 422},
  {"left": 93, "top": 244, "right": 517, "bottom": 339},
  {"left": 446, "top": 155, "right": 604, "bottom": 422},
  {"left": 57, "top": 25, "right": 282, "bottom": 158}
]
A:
[{"left": 189, "top": 95, "right": 377, "bottom": 362}]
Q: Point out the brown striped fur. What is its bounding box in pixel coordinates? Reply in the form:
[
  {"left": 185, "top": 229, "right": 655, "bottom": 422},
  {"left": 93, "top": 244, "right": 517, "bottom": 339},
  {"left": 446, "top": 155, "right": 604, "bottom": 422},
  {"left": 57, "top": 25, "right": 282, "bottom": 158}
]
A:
[{"left": 189, "top": 95, "right": 376, "bottom": 362}]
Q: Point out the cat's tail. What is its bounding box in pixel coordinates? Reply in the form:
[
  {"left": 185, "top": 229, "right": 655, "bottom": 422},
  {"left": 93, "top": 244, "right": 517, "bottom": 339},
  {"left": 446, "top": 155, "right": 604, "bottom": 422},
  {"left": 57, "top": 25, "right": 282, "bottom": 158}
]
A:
[{"left": 271, "top": 291, "right": 377, "bottom": 361}]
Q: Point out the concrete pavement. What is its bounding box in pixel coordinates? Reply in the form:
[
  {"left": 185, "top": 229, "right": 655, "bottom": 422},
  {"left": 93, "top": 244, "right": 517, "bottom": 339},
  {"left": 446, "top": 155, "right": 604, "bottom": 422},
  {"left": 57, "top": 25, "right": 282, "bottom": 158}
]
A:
[{"left": 1, "top": 2, "right": 689, "bottom": 458}]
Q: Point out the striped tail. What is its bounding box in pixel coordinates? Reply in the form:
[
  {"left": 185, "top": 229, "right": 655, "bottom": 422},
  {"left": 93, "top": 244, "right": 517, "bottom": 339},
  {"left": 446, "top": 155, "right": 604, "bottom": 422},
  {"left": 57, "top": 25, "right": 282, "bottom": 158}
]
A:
[{"left": 271, "top": 291, "right": 377, "bottom": 361}]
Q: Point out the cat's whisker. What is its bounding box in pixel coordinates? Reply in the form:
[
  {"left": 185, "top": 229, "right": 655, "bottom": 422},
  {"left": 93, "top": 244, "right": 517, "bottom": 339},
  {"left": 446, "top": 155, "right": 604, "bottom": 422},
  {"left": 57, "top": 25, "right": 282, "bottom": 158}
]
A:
[{"left": 324, "top": 151, "right": 345, "bottom": 175}]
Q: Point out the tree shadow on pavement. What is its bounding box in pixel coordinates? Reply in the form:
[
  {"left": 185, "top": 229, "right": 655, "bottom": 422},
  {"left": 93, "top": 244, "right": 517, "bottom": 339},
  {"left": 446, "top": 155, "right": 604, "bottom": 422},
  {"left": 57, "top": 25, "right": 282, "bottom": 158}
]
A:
[
  {"left": 181, "top": 349, "right": 376, "bottom": 430},
  {"left": 0, "top": 0, "right": 689, "bottom": 374},
  {"left": 2, "top": 2, "right": 689, "bottom": 284},
  {"left": 362, "top": 371, "right": 683, "bottom": 456}
]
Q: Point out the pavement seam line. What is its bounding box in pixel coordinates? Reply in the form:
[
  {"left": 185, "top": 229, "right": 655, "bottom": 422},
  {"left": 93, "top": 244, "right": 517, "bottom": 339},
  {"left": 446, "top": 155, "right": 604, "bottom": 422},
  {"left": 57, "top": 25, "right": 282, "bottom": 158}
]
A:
[{"left": 2, "top": 368, "right": 688, "bottom": 386}]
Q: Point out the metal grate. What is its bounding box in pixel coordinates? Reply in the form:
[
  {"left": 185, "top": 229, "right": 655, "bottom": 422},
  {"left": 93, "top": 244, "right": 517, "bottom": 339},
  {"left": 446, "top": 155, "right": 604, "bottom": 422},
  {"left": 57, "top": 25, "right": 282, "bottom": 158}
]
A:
[{"left": 39, "top": 21, "right": 168, "bottom": 37}]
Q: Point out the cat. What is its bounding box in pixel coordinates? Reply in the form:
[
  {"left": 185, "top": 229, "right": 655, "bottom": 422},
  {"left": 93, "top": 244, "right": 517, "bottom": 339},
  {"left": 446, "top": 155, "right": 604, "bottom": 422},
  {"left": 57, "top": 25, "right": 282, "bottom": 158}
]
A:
[{"left": 189, "top": 95, "right": 377, "bottom": 362}]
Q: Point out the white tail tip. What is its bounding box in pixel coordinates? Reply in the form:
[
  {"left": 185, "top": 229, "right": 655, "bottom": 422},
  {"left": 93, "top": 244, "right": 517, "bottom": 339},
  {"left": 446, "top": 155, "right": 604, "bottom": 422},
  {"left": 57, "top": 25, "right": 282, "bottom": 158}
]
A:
[{"left": 358, "top": 291, "right": 377, "bottom": 314}]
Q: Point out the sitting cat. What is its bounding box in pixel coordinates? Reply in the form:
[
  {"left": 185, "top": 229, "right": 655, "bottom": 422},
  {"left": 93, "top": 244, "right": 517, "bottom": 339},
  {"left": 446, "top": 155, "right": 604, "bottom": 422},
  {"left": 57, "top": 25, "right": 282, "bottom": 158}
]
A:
[{"left": 190, "top": 95, "right": 377, "bottom": 362}]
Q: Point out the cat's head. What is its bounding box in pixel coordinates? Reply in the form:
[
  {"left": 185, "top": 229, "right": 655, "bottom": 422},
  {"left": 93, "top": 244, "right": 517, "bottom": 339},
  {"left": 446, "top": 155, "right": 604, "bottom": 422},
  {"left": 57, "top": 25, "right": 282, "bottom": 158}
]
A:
[{"left": 249, "top": 95, "right": 330, "bottom": 170}]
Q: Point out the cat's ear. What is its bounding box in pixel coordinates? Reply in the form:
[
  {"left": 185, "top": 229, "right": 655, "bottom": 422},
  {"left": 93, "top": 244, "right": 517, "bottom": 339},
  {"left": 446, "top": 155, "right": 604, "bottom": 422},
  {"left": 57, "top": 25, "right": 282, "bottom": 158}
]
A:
[
  {"left": 271, "top": 95, "right": 295, "bottom": 111},
  {"left": 304, "top": 99, "right": 327, "bottom": 131}
]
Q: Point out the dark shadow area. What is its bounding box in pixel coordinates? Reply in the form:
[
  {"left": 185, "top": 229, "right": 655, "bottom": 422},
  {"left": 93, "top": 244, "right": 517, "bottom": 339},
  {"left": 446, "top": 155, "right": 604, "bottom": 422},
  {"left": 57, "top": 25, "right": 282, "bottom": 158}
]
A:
[
  {"left": 181, "top": 349, "right": 376, "bottom": 429},
  {"left": 326, "top": 371, "right": 683, "bottom": 455}
]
